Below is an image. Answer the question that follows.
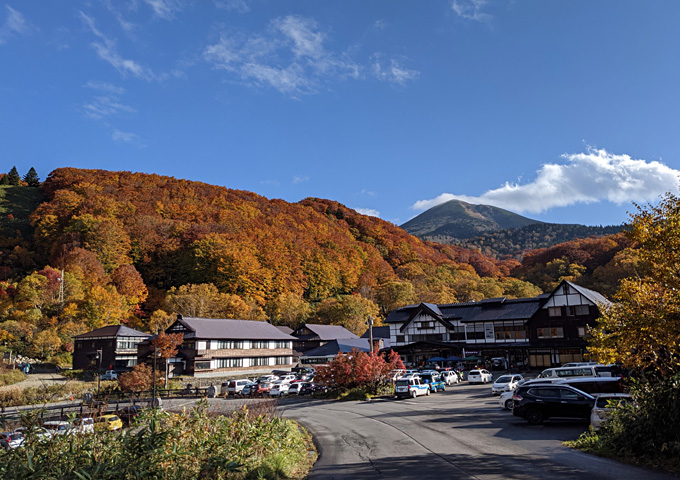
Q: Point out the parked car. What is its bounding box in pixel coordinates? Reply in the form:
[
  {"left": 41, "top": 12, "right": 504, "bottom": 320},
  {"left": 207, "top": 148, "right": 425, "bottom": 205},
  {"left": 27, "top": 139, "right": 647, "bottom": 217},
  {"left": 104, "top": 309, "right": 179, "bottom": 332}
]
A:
[
  {"left": 100, "top": 370, "right": 118, "bottom": 381},
  {"left": 250, "top": 382, "right": 273, "bottom": 397},
  {"left": 269, "top": 382, "right": 290, "bottom": 397},
  {"left": 242, "top": 382, "right": 257, "bottom": 396},
  {"left": 420, "top": 372, "right": 445, "bottom": 392},
  {"left": 279, "top": 374, "right": 297, "bottom": 384},
  {"left": 42, "top": 421, "right": 75, "bottom": 438},
  {"left": 116, "top": 406, "right": 144, "bottom": 427},
  {"left": 299, "top": 382, "right": 327, "bottom": 395},
  {"left": 440, "top": 370, "right": 460, "bottom": 385},
  {"left": 227, "top": 379, "right": 251, "bottom": 395},
  {"left": 499, "top": 390, "right": 515, "bottom": 410},
  {"left": 491, "top": 374, "right": 524, "bottom": 395},
  {"left": 590, "top": 393, "right": 632, "bottom": 430},
  {"left": 554, "top": 377, "right": 626, "bottom": 396},
  {"left": 73, "top": 417, "right": 95, "bottom": 434},
  {"left": 467, "top": 369, "right": 493, "bottom": 384},
  {"left": 537, "top": 365, "right": 600, "bottom": 379},
  {"left": 258, "top": 375, "right": 279, "bottom": 383},
  {"left": 513, "top": 384, "right": 595, "bottom": 424},
  {"left": 0, "top": 431, "right": 25, "bottom": 450},
  {"left": 395, "top": 377, "right": 430, "bottom": 399},
  {"left": 287, "top": 382, "right": 303, "bottom": 395},
  {"left": 95, "top": 414, "right": 123, "bottom": 431}
]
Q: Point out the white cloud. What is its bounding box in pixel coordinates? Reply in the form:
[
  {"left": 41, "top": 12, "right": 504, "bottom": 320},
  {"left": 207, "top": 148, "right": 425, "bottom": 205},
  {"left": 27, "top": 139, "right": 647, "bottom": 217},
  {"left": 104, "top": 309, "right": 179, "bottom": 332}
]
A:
[
  {"left": 143, "top": 0, "right": 184, "bottom": 20},
  {"left": 80, "top": 12, "right": 154, "bottom": 80},
  {"left": 451, "top": 0, "right": 492, "bottom": 23},
  {"left": 82, "top": 95, "right": 136, "bottom": 120},
  {"left": 215, "top": 0, "right": 250, "bottom": 13},
  {"left": 412, "top": 148, "right": 680, "bottom": 214},
  {"left": 112, "top": 129, "right": 139, "bottom": 142},
  {"left": 355, "top": 208, "right": 380, "bottom": 218},
  {"left": 85, "top": 81, "right": 126, "bottom": 95},
  {"left": 204, "top": 15, "right": 417, "bottom": 96},
  {"left": 293, "top": 175, "right": 309, "bottom": 184},
  {"left": 372, "top": 55, "right": 419, "bottom": 86},
  {"left": 0, "top": 5, "right": 31, "bottom": 45}
]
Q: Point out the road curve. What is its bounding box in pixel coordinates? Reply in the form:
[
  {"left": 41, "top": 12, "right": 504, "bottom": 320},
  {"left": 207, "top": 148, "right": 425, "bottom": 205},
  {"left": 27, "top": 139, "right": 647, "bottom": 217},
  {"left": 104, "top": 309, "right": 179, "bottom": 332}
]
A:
[{"left": 280, "top": 383, "right": 678, "bottom": 480}]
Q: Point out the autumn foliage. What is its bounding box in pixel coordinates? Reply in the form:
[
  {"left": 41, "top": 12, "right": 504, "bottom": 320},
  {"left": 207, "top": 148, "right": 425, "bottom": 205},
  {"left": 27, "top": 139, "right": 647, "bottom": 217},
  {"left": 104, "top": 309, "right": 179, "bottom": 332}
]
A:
[
  {"left": 118, "top": 363, "right": 164, "bottom": 392},
  {"left": 315, "top": 349, "right": 405, "bottom": 392}
]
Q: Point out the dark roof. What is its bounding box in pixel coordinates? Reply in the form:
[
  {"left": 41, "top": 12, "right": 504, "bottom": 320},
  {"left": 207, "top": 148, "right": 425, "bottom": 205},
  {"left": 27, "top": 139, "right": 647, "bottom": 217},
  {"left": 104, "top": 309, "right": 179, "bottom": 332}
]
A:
[
  {"left": 170, "top": 317, "right": 296, "bottom": 340},
  {"left": 361, "top": 326, "right": 390, "bottom": 339},
  {"left": 294, "top": 324, "right": 358, "bottom": 341},
  {"left": 275, "top": 325, "right": 294, "bottom": 335},
  {"left": 74, "top": 325, "right": 152, "bottom": 339},
  {"left": 301, "top": 338, "right": 371, "bottom": 358}
]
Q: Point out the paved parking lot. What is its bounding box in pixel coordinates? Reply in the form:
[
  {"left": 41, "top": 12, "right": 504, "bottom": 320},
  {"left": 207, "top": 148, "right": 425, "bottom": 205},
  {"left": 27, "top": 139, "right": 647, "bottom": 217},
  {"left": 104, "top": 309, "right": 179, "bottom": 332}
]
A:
[{"left": 276, "top": 381, "right": 677, "bottom": 480}]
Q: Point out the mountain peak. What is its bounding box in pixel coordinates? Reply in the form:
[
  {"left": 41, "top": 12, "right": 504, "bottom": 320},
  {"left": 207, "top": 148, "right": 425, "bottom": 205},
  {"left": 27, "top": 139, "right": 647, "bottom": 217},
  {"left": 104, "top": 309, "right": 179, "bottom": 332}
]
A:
[{"left": 401, "top": 199, "right": 544, "bottom": 240}]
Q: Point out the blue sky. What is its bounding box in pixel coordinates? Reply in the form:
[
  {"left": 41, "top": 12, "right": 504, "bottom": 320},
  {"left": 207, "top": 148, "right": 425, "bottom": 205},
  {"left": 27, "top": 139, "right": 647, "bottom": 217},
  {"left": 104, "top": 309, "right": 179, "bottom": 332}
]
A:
[{"left": 2, "top": 1, "right": 680, "bottom": 227}]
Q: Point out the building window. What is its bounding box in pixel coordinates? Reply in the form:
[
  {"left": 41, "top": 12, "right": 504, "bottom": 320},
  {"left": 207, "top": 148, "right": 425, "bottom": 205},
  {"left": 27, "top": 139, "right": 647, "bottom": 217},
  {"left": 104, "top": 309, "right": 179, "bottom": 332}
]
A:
[
  {"left": 494, "top": 326, "right": 527, "bottom": 340},
  {"left": 117, "top": 339, "right": 139, "bottom": 350},
  {"left": 395, "top": 335, "right": 405, "bottom": 343},
  {"left": 249, "top": 357, "right": 269, "bottom": 366},
  {"left": 418, "top": 322, "right": 434, "bottom": 330},
  {"left": 548, "top": 307, "right": 561, "bottom": 317},
  {"left": 215, "top": 340, "right": 244, "bottom": 349},
  {"left": 536, "top": 327, "right": 564, "bottom": 339},
  {"left": 577, "top": 327, "right": 586, "bottom": 337},
  {"left": 251, "top": 341, "right": 269, "bottom": 349},
  {"left": 195, "top": 361, "right": 211, "bottom": 370},
  {"left": 213, "top": 358, "right": 243, "bottom": 368},
  {"left": 275, "top": 356, "right": 291, "bottom": 365},
  {"left": 450, "top": 327, "right": 466, "bottom": 341},
  {"left": 274, "top": 341, "right": 290, "bottom": 349}
]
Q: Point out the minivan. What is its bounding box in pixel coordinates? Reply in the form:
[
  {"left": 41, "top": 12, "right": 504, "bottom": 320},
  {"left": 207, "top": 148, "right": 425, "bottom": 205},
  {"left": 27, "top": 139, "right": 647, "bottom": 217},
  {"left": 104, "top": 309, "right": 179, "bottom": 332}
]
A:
[
  {"left": 227, "top": 379, "right": 251, "bottom": 395},
  {"left": 538, "top": 366, "right": 600, "bottom": 379}
]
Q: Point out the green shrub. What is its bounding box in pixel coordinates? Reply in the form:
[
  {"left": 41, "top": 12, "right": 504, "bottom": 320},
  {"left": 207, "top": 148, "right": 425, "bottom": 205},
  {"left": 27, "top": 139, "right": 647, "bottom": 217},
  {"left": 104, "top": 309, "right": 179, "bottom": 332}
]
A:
[
  {"left": 0, "top": 403, "right": 316, "bottom": 480},
  {"left": 567, "top": 374, "right": 680, "bottom": 473},
  {"left": 0, "top": 368, "right": 25, "bottom": 387}
]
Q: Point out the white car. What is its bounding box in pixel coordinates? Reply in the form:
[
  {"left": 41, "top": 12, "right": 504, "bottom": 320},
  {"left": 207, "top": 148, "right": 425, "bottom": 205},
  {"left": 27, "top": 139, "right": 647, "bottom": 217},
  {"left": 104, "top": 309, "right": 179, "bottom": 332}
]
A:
[
  {"left": 100, "top": 370, "right": 118, "bottom": 381},
  {"left": 467, "top": 369, "right": 493, "bottom": 384},
  {"left": 73, "top": 417, "right": 95, "bottom": 434},
  {"left": 269, "top": 382, "right": 290, "bottom": 397},
  {"left": 440, "top": 371, "right": 461, "bottom": 385},
  {"left": 590, "top": 393, "right": 632, "bottom": 430},
  {"left": 41, "top": 421, "right": 75, "bottom": 439},
  {"left": 498, "top": 390, "right": 515, "bottom": 410},
  {"left": 491, "top": 374, "right": 524, "bottom": 395}
]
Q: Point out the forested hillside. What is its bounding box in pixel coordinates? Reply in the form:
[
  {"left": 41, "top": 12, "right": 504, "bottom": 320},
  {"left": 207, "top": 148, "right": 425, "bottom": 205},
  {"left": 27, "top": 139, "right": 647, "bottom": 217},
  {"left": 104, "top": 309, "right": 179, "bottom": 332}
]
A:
[
  {"left": 0, "top": 168, "right": 544, "bottom": 362},
  {"left": 447, "top": 223, "right": 624, "bottom": 259}
]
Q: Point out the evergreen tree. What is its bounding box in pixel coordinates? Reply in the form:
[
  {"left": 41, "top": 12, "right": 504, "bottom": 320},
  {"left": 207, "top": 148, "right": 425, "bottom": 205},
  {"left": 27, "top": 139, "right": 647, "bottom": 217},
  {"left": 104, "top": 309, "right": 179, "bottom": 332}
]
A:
[
  {"left": 23, "top": 167, "right": 40, "bottom": 186},
  {"left": 6, "top": 166, "right": 21, "bottom": 185},
  {"left": 0, "top": 174, "right": 9, "bottom": 185}
]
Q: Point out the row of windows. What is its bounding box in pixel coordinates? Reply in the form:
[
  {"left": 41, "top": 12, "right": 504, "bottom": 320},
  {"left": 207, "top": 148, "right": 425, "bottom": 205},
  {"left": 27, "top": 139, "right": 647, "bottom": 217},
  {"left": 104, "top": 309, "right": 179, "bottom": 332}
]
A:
[
  {"left": 395, "top": 326, "right": 586, "bottom": 343},
  {"left": 195, "top": 356, "right": 293, "bottom": 371},
  {"left": 208, "top": 340, "right": 291, "bottom": 350},
  {"left": 548, "top": 305, "right": 590, "bottom": 317}
]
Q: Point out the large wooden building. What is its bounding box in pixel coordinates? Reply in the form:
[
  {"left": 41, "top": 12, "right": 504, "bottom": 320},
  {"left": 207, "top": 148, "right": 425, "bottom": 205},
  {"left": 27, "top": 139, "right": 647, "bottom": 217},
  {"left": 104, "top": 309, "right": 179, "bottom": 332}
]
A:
[
  {"left": 158, "top": 315, "right": 297, "bottom": 377},
  {"left": 384, "top": 281, "right": 609, "bottom": 369},
  {"left": 73, "top": 325, "right": 152, "bottom": 371}
]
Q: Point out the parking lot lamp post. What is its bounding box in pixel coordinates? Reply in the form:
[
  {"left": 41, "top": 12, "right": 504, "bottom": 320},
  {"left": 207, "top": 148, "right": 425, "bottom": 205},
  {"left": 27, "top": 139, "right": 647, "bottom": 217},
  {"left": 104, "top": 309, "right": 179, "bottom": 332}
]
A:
[
  {"left": 96, "top": 349, "right": 102, "bottom": 394},
  {"left": 152, "top": 346, "right": 157, "bottom": 409},
  {"left": 367, "top": 316, "right": 374, "bottom": 354}
]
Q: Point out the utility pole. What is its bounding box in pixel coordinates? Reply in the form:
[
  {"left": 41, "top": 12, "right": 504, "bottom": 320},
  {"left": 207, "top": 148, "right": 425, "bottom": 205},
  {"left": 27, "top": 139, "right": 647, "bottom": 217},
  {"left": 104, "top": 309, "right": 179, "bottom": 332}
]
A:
[{"left": 367, "top": 316, "right": 374, "bottom": 354}]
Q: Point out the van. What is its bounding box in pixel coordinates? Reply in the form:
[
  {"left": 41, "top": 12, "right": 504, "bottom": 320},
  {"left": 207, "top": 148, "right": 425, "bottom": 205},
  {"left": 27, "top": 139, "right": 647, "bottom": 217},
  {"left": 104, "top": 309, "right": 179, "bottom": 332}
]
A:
[
  {"left": 538, "top": 365, "right": 600, "bottom": 379},
  {"left": 227, "top": 379, "right": 251, "bottom": 395}
]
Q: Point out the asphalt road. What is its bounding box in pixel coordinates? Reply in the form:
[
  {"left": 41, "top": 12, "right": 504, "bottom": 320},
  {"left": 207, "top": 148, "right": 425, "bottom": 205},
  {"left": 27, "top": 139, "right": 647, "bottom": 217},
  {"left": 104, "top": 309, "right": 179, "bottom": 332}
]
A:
[{"left": 280, "top": 382, "right": 678, "bottom": 480}]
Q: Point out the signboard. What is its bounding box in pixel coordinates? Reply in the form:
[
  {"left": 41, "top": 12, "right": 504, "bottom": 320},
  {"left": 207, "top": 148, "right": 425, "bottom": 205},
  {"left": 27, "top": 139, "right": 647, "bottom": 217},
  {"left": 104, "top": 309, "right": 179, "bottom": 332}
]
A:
[{"left": 484, "top": 324, "right": 494, "bottom": 341}]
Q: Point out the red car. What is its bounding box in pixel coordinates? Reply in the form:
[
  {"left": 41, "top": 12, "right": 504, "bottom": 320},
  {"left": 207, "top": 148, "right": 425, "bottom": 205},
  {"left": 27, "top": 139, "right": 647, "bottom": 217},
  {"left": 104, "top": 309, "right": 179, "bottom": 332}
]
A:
[{"left": 250, "top": 383, "right": 272, "bottom": 397}]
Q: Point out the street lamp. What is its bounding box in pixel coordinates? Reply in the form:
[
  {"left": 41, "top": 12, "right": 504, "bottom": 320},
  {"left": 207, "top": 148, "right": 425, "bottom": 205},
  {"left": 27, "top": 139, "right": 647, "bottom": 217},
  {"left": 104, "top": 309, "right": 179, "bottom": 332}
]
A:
[
  {"left": 151, "top": 346, "right": 161, "bottom": 409},
  {"left": 367, "top": 316, "right": 374, "bottom": 354},
  {"left": 96, "top": 349, "right": 102, "bottom": 394}
]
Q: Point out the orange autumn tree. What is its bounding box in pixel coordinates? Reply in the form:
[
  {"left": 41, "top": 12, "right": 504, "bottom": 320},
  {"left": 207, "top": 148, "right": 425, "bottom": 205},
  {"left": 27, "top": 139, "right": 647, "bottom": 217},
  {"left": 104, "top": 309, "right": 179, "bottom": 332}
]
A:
[
  {"left": 118, "top": 363, "right": 162, "bottom": 392},
  {"left": 151, "top": 332, "right": 184, "bottom": 385},
  {"left": 315, "top": 349, "right": 404, "bottom": 393}
]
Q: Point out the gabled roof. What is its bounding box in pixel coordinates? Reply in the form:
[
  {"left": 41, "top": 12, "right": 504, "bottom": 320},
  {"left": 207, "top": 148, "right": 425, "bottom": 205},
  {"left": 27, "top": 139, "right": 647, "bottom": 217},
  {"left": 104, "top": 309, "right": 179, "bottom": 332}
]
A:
[
  {"left": 74, "top": 325, "right": 152, "bottom": 339},
  {"left": 447, "top": 298, "right": 540, "bottom": 323},
  {"left": 360, "top": 326, "right": 390, "bottom": 339},
  {"left": 168, "top": 317, "right": 296, "bottom": 340},
  {"left": 275, "top": 325, "right": 294, "bottom": 335},
  {"left": 301, "top": 338, "right": 371, "bottom": 358},
  {"left": 562, "top": 281, "right": 611, "bottom": 307},
  {"left": 293, "top": 324, "right": 358, "bottom": 341}
]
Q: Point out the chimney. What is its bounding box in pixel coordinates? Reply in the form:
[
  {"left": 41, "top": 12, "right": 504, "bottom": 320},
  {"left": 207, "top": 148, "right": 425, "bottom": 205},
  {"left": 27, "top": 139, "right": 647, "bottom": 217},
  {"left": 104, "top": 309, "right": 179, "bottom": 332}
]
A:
[{"left": 177, "top": 314, "right": 183, "bottom": 320}]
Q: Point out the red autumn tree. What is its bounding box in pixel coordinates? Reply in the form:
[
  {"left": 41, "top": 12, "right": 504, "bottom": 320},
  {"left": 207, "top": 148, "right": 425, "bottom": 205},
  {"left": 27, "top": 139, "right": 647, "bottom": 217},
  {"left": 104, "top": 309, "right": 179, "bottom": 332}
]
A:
[
  {"left": 315, "top": 349, "right": 405, "bottom": 392},
  {"left": 118, "top": 363, "right": 163, "bottom": 392}
]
